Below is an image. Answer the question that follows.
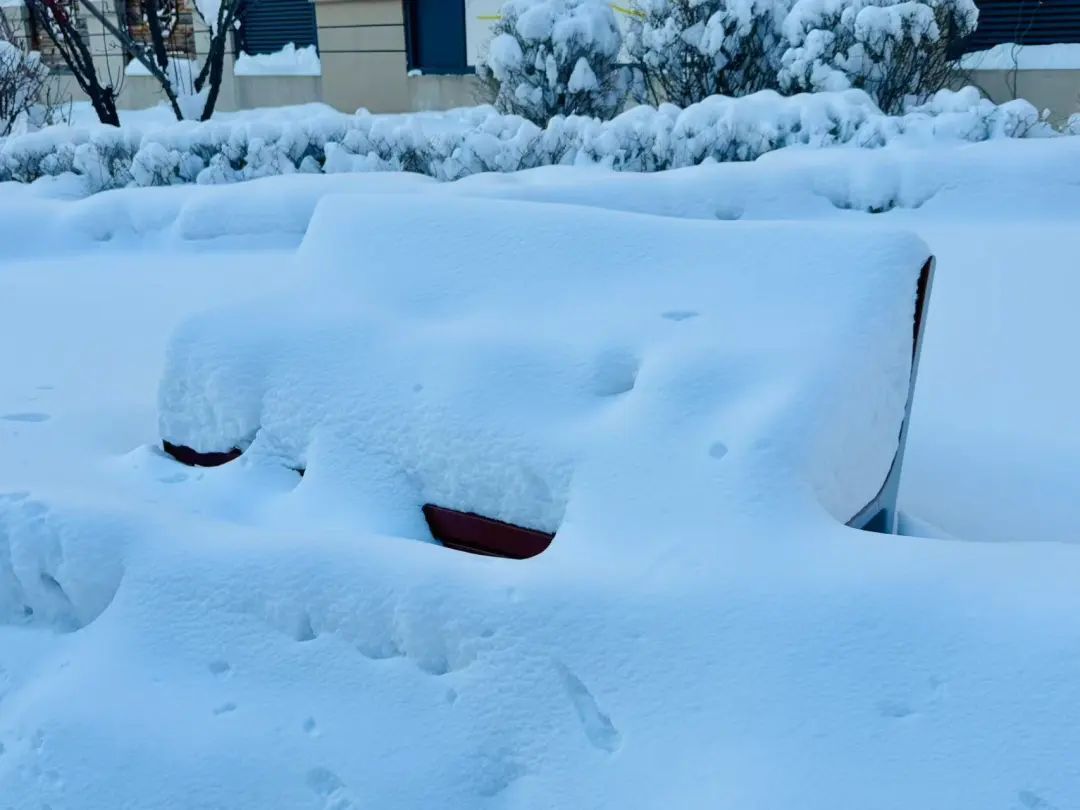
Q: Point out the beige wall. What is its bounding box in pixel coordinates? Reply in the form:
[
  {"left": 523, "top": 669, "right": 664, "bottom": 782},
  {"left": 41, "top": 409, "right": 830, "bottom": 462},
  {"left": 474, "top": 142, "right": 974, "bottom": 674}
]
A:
[
  {"left": 314, "top": 0, "right": 410, "bottom": 113},
  {"left": 408, "top": 74, "right": 483, "bottom": 111},
  {"left": 11, "top": 1, "right": 477, "bottom": 119},
  {"left": 965, "top": 69, "right": 1080, "bottom": 126}
]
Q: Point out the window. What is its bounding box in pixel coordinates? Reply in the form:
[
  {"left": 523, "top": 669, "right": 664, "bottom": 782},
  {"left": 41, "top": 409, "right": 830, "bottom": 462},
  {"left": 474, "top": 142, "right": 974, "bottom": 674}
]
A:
[
  {"left": 28, "top": 0, "right": 89, "bottom": 71},
  {"left": 238, "top": 0, "right": 319, "bottom": 55},
  {"left": 404, "top": 0, "right": 469, "bottom": 74},
  {"left": 124, "top": 0, "right": 197, "bottom": 60}
]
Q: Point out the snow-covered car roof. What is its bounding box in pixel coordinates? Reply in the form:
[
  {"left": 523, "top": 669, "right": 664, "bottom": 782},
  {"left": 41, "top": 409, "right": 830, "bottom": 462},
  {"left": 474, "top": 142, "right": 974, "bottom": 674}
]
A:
[{"left": 158, "top": 195, "right": 930, "bottom": 554}]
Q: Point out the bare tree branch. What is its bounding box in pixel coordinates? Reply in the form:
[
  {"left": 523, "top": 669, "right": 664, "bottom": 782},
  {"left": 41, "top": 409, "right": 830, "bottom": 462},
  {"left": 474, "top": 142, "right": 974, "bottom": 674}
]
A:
[
  {"left": 74, "top": 0, "right": 184, "bottom": 118},
  {"left": 24, "top": 0, "right": 120, "bottom": 125},
  {"left": 141, "top": 0, "right": 171, "bottom": 72}
]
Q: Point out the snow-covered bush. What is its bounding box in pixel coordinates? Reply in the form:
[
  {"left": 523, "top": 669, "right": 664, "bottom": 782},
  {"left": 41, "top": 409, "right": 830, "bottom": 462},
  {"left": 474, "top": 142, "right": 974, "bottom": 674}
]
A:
[
  {"left": 0, "top": 30, "right": 52, "bottom": 137},
  {"left": 779, "top": 0, "right": 978, "bottom": 113},
  {"left": 0, "top": 89, "right": 1058, "bottom": 191},
  {"left": 626, "top": 0, "right": 790, "bottom": 106},
  {"left": 478, "top": 0, "right": 632, "bottom": 125}
]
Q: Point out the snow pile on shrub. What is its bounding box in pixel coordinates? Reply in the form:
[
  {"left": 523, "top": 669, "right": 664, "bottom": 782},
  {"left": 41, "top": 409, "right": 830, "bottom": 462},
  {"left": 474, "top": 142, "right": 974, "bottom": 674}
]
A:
[
  {"left": 159, "top": 195, "right": 928, "bottom": 535},
  {"left": 0, "top": 88, "right": 1055, "bottom": 192},
  {"left": 478, "top": 0, "right": 632, "bottom": 125},
  {"left": 779, "top": 0, "right": 978, "bottom": 113},
  {"left": 483, "top": 0, "right": 976, "bottom": 118},
  {"left": 626, "top": 0, "right": 791, "bottom": 105},
  {"left": 481, "top": 0, "right": 980, "bottom": 119}
]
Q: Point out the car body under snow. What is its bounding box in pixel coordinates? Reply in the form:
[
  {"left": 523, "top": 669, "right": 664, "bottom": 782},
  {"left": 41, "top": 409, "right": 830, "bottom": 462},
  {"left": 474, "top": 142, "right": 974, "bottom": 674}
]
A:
[{"left": 158, "top": 195, "right": 932, "bottom": 556}]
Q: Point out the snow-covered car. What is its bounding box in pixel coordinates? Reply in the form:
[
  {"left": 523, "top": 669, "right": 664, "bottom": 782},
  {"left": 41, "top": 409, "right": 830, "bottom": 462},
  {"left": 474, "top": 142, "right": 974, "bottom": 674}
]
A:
[{"left": 158, "top": 195, "right": 932, "bottom": 556}]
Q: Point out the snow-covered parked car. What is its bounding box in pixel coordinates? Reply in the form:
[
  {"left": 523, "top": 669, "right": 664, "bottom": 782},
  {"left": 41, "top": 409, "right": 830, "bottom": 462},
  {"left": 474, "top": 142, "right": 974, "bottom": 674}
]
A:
[{"left": 158, "top": 195, "right": 932, "bottom": 556}]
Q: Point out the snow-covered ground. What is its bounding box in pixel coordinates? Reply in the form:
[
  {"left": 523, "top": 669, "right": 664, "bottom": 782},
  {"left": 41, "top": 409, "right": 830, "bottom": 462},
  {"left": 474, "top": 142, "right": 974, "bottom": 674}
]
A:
[{"left": 1, "top": 134, "right": 1079, "bottom": 808}]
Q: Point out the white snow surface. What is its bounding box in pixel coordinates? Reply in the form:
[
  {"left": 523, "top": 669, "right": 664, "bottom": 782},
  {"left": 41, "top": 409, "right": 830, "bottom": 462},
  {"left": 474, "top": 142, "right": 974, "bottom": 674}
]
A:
[
  {"left": 960, "top": 42, "right": 1080, "bottom": 71},
  {"left": 234, "top": 44, "right": 322, "bottom": 77},
  {"left": 2, "top": 135, "right": 1080, "bottom": 809},
  {"left": 158, "top": 196, "right": 927, "bottom": 533}
]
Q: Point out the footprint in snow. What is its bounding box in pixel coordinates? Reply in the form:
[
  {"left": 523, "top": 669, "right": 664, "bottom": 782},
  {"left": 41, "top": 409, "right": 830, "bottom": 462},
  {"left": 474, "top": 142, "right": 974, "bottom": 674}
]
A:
[
  {"left": 306, "top": 767, "right": 359, "bottom": 809},
  {"left": 661, "top": 310, "right": 700, "bottom": 322},
  {"left": 1018, "top": 790, "right": 1057, "bottom": 810},
  {"left": 555, "top": 661, "right": 621, "bottom": 753},
  {"left": 589, "top": 349, "right": 639, "bottom": 397},
  {"left": 876, "top": 699, "right": 914, "bottom": 719},
  {"left": 1, "top": 412, "right": 50, "bottom": 423}
]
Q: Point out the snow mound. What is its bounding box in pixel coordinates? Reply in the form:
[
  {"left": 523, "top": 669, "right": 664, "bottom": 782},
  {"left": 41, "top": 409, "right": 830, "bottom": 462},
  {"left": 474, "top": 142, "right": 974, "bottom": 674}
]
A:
[
  {"left": 234, "top": 44, "right": 322, "bottom": 77},
  {"left": 159, "top": 196, "right": 928, "bottom": 543},
  {"left": 0, "top": 493, "right": 128, "bottom": 631}
]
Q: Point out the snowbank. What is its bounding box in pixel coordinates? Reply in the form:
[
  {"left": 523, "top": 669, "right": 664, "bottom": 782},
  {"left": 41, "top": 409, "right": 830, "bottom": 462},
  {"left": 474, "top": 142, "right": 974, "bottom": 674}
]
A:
[
  {"left": 234, "top": 44, "right": 322, "bottom": 77},
  {"left": 0, "top": 88, "right": 1057, "bottom": 193},
  {"left": 159, "top": 196, "right": 928, "bottom": 538}
]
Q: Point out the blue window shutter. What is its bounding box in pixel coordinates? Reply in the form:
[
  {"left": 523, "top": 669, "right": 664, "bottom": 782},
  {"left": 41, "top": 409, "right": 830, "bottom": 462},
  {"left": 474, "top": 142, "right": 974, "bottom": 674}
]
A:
[
  {"left": 239, "top": 0, "right": 319, "bottom": 55},
  {"left": 404, "top": 0, "right": 469, "bottom": 73},
  {"left": 962, "top": 0, "right": 1080, "bottom": 52}
]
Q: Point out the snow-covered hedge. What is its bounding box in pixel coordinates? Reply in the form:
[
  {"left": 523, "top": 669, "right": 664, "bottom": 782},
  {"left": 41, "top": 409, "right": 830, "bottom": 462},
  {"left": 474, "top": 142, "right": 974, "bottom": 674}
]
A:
[
  {"left": 481, "top": 0, "right": 977, "bottom": 119},
  {"left": 0, "top": 88, "right": 1056, "bottom": 192}
]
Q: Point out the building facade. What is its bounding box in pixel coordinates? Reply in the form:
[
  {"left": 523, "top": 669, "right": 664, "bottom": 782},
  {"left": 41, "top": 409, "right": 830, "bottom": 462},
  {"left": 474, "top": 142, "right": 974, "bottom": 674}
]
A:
[
  {"left": 7, "top": 0, "right": 1080, "bottom": 121},
  {"left": 957, "top": 0, "right": 1080, "bottom": 123}
]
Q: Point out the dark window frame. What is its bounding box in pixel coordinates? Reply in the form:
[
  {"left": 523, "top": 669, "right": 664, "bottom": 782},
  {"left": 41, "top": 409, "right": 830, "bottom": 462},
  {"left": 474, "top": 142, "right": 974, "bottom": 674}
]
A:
[
  {"left": 958, "top": 0, "right": 1080, "bottom": 54},
  {"left": 403, "top": 0, "right": 473, "bottom": 75},
  {"left": 236, "top": 0, "right": 320, "bottom": 57}
]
